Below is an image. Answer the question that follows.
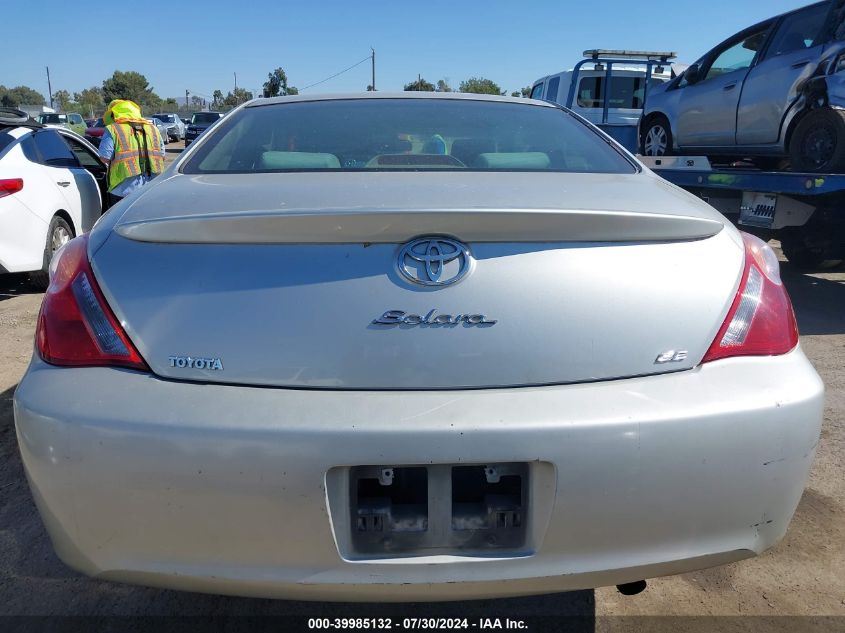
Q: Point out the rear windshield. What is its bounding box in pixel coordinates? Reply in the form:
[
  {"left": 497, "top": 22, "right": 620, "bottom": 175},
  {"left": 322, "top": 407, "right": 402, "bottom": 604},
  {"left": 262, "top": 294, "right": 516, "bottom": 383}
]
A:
[
  {"left": 37, "top": 114, "right": 66, "bottom": 124},
  {"left": 577, "top": 76, "right": 667, "bottom": 109},
  {"left": 192, "top": 112, "right": 222, "bottom": 124},
  {"left": 153, "top": 114, "right": 175, "bottom": 123},
  {"left": 182, "top": 99, "right": 636, "bottom": 174}
]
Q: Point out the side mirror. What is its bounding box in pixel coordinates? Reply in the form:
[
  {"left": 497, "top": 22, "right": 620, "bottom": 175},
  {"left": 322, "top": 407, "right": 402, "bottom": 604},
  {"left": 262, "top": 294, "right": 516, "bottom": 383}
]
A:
[{"left": 685, "top": 64, "right": 701, "bottom": 85}]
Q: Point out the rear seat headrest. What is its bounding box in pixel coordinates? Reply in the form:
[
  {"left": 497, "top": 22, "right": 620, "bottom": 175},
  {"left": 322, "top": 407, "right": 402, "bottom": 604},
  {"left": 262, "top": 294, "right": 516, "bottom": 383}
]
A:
[
  {"left": 473, "top": 152, "right": 551, "bottom": 169},
  {"left": 259, "top": 151, "right": 340, "bottom": 169}
]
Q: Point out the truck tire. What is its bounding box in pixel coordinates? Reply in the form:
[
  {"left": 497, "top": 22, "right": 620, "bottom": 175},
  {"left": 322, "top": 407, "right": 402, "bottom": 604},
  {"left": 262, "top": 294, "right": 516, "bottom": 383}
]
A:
[
  {"left": 640, "top": 115, "right": 674, "bottom": 157},
  {"left": 788, "top": 108, "right": 845, "bottom": 173},
  {"left": 780, "top": 227, "right": 842, "bottom": 270}
]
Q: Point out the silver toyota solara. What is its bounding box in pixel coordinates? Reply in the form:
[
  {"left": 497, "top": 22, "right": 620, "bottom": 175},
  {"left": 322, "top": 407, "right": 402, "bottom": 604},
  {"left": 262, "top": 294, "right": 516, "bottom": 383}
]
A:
[{"left": 14, "top": 93, "right": 823, "bottom": 601}]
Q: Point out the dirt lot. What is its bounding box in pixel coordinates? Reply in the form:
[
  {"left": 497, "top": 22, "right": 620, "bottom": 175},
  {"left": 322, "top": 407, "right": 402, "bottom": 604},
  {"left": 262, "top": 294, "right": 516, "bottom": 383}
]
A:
[{"left": 0, "top": 243, "right": 843, "bottom": 627}]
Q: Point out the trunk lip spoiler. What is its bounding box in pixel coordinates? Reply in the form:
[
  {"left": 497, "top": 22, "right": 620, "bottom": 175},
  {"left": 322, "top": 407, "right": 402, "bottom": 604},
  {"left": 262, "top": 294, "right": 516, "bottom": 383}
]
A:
[{"left": 114, "top": 209, "right": 724, "bottom": 244}]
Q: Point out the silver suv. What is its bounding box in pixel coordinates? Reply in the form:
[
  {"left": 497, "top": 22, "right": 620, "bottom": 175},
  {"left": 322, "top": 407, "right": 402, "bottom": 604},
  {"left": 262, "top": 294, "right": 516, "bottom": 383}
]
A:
[
  {"left": 641, "top": 0, "right": 845, "bottom": 172},
  {"left": 150, "top": 113, "right": 186, "bottom": 141}
]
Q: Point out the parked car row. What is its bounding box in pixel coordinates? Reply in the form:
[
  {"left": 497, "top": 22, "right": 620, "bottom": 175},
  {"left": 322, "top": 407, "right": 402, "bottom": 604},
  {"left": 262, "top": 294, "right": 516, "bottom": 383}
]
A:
[
  {"left": 146, "top": 117, "right": 171, "bottom": 145},
  {"left": 151, "top": 113, "right": 186, "bottom": 141},
  {"left": 184, "top": 111, "right": 225, "bottom": 146},
  {"left": 80, "top": 111, "right": 219, "bottom": 147},
  {"left": 1, "top": 104, "right": 228, "bottom": 288}
]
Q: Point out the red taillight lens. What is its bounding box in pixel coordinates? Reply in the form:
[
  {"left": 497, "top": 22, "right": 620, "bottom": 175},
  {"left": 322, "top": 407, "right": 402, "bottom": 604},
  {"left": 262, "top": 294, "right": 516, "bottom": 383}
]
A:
[
  {"left": 0, "top": 178, "right": 23, "bottom": 198},
  {"left": 702, "top": 232, "right": 798, "bottom": 363},
  {"left": 36, "top": 234, "right": 148, "bottom": 370}
]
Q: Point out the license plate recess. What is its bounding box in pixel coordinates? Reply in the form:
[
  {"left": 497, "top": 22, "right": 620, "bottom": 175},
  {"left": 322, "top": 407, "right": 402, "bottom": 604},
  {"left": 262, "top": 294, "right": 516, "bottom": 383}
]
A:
[{"left": 349, "top": 462, "right": 528, "bottom": 556}]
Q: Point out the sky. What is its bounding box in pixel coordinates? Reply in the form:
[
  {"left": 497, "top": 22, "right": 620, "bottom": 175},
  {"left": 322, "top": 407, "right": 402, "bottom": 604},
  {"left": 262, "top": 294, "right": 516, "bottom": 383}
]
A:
[{"left": 3, "top": 0, "right": 815, "bottom": 104}]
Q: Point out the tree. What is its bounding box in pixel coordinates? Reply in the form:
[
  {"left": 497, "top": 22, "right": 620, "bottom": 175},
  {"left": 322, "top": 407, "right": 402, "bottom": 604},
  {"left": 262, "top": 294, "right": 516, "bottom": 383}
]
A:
[
  {"left": 163, "top": 97, "right": 179, "bottom": 109},
  {"left": 366, "top": 84, "right": 375, "bottom": 91},
  {"left": 222, "top": 88, "right": 253, "bottom": 109},
  {"left": 53, "top": 90, "right": 71, "bottom": 110},
  {"left": 458, "top": 77, "right": 504, "bottom": 96},
  {"left": 263, "top": 67, "right": 297, "bottom": 98},
  {"left": 212, "top": 90, "right": 224, "bottom": 109},
  {"left": 74, "top": 87, "right": 104, "bottom": 116},
  {"left": 436, "top": 79, "right": 452, "bottom": 92},
  {"left": 520, "top": 86, "right": 531, "bottom": 98},
  {"left": 510, "top": 91, "right": 520, "bottom": 97},
  {"left": 192, "top": 95, "right": 204, "bottom": 107},
  {"left": 404, "top": 77, "right": 435, "bottom": 91},
  {"left": 102, "top": 70, "right": 162, "bottom": 112},
  {"left": 0, "top": 85, "right": 46, "bottom": 107}
]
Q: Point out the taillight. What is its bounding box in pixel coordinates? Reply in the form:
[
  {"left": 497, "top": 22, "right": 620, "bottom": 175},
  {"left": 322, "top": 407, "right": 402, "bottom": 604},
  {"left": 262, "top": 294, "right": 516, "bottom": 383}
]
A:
[
  {"left": 36, "top": 234, "right": 148, "bottom": 370},
  {"left": 702, "top": 232, "right": 798, "bottom": 362},
  {"left": 0, "top": 178, "right": 23, "bottom": 198}
]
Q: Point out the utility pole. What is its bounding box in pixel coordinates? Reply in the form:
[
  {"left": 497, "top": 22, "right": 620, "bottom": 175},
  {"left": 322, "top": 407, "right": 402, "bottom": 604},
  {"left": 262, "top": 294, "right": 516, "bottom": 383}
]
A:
[
  {"left": 185, "top": 90, "right": 190, "bottom": 109},
  {"left": 371, "top": 48, "right": 376, "bottom": 91},
  {"left": 46, "top": 66, "right": 53, "bottom": 109}
]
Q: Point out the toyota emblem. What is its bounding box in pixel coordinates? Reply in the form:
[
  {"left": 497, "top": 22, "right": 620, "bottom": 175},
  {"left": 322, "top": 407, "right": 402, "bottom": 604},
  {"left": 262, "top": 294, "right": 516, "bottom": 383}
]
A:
[{"left": 396, "top": 237, "right": 473, "bottom": 287}]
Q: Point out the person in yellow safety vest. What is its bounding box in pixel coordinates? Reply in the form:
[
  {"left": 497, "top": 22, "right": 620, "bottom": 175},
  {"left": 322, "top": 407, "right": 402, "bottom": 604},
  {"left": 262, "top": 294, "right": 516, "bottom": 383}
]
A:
[{"left": 97, "top": 99, "right": 166, "bottom": 207}]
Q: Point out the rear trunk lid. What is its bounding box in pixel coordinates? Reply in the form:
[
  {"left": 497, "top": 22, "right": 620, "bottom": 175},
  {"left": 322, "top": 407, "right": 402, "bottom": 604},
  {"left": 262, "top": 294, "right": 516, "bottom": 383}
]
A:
[{"left": 91, "top": 171, "right": 742, "bottom": 389}]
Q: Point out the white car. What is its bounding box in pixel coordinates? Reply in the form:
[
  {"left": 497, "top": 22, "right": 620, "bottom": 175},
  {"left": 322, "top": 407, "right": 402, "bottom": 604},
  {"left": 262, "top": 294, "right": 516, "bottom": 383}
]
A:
[
  {"left": 151, "top": 113, "right": 186, "bottom": 141},
  {"left": 145, "top": 118, "right": 170, "bottom": 146},
  {"left": 14, "top": 94, "right": 823, "bottom": 601},
  {"left": 530, "top": 52, "right": 674, "bottom": 128},
  {"left": 0, "top": 109, "right": 105, "bottom": 286}
]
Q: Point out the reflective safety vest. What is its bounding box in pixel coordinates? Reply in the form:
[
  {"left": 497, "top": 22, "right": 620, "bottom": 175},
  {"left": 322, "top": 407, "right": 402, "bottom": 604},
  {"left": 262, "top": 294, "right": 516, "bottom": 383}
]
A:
[{"left": 106, "top": 121, "right": 165, "bottom": 191}]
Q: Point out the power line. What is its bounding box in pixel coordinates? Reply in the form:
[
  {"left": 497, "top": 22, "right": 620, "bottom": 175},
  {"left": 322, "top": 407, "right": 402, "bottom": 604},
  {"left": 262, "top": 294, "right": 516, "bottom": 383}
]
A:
[{"left": 300, "top": 55, "right": 373, "bottom": 92}]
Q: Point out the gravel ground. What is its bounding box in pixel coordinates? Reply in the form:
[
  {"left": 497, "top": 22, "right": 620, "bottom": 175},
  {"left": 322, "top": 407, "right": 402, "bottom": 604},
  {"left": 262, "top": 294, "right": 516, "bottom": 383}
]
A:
[{"left": 0, "top": 241, "right": 842, "bottom": 628}]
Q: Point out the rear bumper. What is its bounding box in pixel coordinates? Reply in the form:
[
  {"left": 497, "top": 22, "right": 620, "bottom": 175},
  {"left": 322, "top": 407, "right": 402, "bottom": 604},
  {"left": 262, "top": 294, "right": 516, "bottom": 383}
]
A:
[{"left": 14, "top": 349, "right": 823, "bottom": 600}]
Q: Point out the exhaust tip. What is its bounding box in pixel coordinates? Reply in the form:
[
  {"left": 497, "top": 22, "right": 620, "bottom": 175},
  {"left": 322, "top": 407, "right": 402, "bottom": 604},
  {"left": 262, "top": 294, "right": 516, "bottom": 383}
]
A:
[{"left": 616, "top": 580, "right": 647, "bottom": 596}]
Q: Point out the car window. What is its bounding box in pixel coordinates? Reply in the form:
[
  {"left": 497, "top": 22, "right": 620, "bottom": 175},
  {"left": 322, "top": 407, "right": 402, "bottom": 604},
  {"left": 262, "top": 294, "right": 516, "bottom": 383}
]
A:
[
  {"left": 192, "top": 112, "right": 223, "bottom": 124},
  {"left": 530, "top": 83, "right": 544, "bottom": 99},
  {"left": 577, "top": 76, "right": 665, "bottom": 109},
  {"left": 705, "top": 28, "right": 768, "bottom": 80},
  {"left": 183, "top": 98, "right": 637, "bottom": 175},
  {"left": 545, "top": 76, "right": 561, "bottom": 103},
  {"left": 62, "top": 135, "right": 103, "bottom": 169},
  {"left": 38, "top": 114, "right": 67, "bottom": 124},
  {"left": 32, "top": 130, "right": 78, "bottom": 167},
  {"left": 69, "top": 114, "right": 84, "bottom": 125},
  {"left": 0, "top": 130, "right": 16, "bottom": 155},
  {"left": 764, "top": 2, "right": 830, "bottom": 59}
]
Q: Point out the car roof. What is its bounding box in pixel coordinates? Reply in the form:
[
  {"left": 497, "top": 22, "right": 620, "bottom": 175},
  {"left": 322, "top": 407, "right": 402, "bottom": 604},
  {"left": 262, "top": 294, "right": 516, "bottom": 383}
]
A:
[
  {"left": 0, "top": 126, "right": 34, "bottom": 139},
  {"left": 245, "top": 92, "right": 557, "bottom": 109},
  {"left": 0, "top": 122, "right": 95, "bottom": 145},
  {"left": 724, "top": 0, "right": 831, "bottom": 41}
]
